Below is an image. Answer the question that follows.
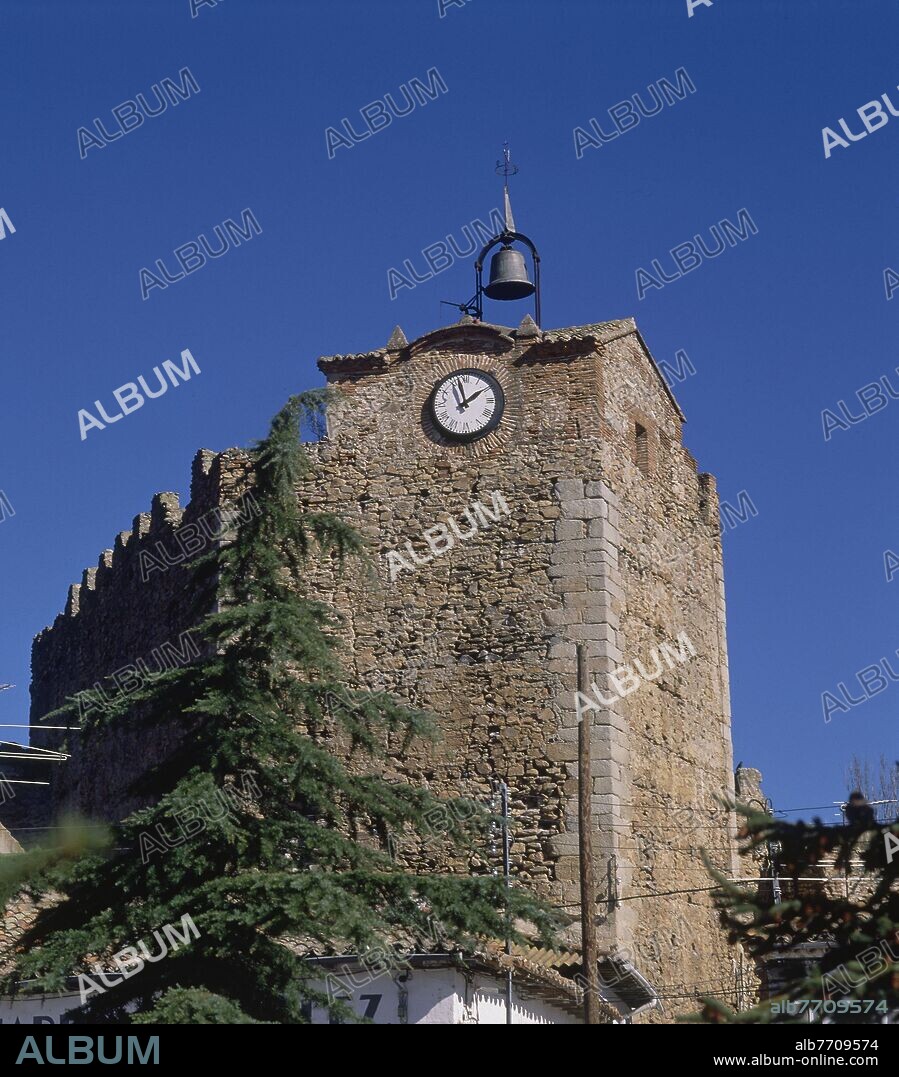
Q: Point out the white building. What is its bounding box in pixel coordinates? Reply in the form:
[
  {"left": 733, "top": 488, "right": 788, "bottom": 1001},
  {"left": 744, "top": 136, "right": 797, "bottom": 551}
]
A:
[{"left": 0, "top": 947, "right": 661, "bottom": 1025}]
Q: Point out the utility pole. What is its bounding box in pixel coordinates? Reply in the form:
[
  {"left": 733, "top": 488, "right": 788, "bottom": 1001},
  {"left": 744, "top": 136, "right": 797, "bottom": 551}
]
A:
[
  {"left": 577, "top": 644, "right": 601, "bottom": 1025},
  {"left": 768, "top": 839, "right": 782, "bottom": 905},
  {"left": 500, "top": 780, "right": 513, "bottom": 1025},
  {"left": 837, "top": 801, "right": 852, "bottom": 899}
]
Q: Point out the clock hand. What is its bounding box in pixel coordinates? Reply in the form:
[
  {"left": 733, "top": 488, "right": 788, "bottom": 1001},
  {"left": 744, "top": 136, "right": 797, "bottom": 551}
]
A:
[
  {"left": 464, "top": 387, "right": 487, "bottom": 405},
  {"left": 452, "top": 381, "right": 467, "bottom": 409},
  {"left": 454, "top": 379, "right": 472, "bottom": 410}
]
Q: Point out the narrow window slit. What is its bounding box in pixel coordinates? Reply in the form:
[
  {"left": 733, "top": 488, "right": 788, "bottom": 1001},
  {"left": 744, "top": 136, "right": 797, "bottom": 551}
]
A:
[{"left": 634, "top": 422, "right": 650, "bottom": 476}]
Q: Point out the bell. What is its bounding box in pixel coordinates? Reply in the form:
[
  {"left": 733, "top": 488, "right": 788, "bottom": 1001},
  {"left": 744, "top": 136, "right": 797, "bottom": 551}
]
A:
[{"left": 484, "top": 244, "right": 535, "bottom": 301}]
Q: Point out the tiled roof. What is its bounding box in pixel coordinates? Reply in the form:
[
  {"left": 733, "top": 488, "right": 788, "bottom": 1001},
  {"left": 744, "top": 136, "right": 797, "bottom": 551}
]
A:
[{"left": 317, "top": 317, "right": 638, "bottom": 368}]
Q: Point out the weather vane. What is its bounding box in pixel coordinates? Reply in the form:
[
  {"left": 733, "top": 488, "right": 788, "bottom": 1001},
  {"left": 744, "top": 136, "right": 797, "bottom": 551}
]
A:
[{"left": 496, "top": 142, "right": 519, "bottom": 179}]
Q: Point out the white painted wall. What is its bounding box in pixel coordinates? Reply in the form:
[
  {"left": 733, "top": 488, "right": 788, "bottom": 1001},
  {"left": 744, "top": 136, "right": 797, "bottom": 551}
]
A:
[
  {"left": 309, "top": 965, "right": 580, "bottom": 1024},
  {"left": 465, "top": 972, "right": 579, "bottom": 1025}
]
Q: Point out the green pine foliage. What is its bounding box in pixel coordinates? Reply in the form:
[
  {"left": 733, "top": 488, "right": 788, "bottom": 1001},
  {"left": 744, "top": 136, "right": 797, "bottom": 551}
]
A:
[
  {"left": 0, "top": 820, "right": 110, "bottom": 910},
  {"left": 697, "top": 803, "right": 899, "bottom": 1024},
  {"left": 2, "top": 393, "right": 558, "bottom": 1023}
]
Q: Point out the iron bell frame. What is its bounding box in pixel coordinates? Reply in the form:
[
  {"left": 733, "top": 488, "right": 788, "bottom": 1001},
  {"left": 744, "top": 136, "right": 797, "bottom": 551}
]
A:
[{"left": 473, "top": 230, "right": 542, "bottom": 327}]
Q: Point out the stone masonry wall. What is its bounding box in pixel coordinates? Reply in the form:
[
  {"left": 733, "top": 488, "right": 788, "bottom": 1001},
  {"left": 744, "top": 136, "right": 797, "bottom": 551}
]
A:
[
  {"left": 21, "top": 316, "right": 739, "bottom": 1020},
  {"left": 596, "top": 327, "right": 739, "bottom": 1011}
]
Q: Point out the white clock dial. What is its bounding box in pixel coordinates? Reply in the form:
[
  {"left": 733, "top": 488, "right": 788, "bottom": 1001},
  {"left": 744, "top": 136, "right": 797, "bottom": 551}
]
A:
[{"left": 430, "top": 369, "right": 504, "bottom": 442}]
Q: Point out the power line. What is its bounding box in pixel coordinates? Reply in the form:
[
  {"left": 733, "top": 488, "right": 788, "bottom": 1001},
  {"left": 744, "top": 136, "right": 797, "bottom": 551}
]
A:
[
  {"left": 0, "top": 740, "right": 68, "bottom": 761},
  {"left": 617, "top": 884, "right": 722, "bottom": 901},
  {"left": 502, "top": 788, "right": 899, "bottom": 817},
  {"left": 553, "top": 885, "right": 728, "bottom": 907},
  {"left": 502, "top": 792, "right": 885, "bottom": 824}
]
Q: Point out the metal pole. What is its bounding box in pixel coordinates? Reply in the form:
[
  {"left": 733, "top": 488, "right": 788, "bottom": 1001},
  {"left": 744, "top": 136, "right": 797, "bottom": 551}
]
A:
[
  {"left": 768, "top": 841, "right": 782, "bottom": 905},
  {"left": 0, "top": 725, "right": 78, "bottom": 731},
  {"left": 500, "top": 780, "right": 513, "bottom": 1025},
  {"left": 837, "top": 803, "right": 851, "bottom": 899},
  {"left": 0, "top": 754, "right": 67, "bottom": 761},
  {"left": 577, "top": 644, "right": 601, "bottom": 1025}
]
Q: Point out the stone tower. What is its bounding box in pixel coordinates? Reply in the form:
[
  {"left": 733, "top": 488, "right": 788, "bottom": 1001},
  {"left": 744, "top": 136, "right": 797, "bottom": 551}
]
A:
[
  {"left": 23, "top": 314, "right": 739, "bottom": 1019},
  {"left": 310, "top": 316, "right": 739, "bottom": 1015}
]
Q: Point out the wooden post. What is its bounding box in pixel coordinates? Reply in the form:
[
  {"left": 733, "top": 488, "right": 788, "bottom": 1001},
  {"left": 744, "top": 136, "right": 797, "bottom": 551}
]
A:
[{"left": 577, "top": 643, "right": 601, "bottom": 1024}]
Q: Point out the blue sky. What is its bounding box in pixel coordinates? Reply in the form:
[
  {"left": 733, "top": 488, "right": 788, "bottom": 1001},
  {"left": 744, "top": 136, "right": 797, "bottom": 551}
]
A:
[{"left": 0, "top": 0, "right": 896, "bottom": 820}]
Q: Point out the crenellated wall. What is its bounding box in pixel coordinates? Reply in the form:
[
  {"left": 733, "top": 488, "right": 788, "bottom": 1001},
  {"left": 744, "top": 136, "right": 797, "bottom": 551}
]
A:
[{"left": 27, "top": 449, "right": 251, "bottom": 822}]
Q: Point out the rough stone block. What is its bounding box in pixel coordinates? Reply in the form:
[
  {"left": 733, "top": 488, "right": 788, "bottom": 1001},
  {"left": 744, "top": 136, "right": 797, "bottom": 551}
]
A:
[
  {"left": 555, "top": 520, "right": 586, "bottom": 541},
  {"left": 560, "top": 498, "right": 605, "bottom": 521},
  {"left": 554, "top": 479, "right": 585, "bottom": 499}
]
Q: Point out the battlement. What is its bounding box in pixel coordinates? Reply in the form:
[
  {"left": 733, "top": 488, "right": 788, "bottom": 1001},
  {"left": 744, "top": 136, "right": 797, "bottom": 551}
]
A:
[
  {"left": 31, "top": 448, "right": 252, "bottom": 719},
  {"left": 27, "top": 447, "right": 252, "bottom": 821},
  {"left": 36, "top": 449, "right": 255, "bottom": 638}
]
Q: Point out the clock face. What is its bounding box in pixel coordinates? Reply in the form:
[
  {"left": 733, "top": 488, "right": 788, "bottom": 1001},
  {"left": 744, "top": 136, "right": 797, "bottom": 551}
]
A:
[{"left": 430, "top": 369, "right": 505, "bottom": 442}]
